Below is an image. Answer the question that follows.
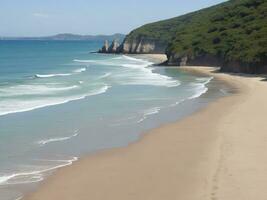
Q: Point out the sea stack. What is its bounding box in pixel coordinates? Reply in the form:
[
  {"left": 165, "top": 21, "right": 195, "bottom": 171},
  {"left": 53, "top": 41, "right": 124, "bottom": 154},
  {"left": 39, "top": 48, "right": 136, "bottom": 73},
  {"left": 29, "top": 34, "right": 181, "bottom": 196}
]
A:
[
  {"left": 99, "top": 39, "right": 121, "bottom": 53},
  {"left": 108, "top": 39, "right": 120, "bottom": 53},
  {"left": 100, "top": 40, "right": 109, "bottom": 53}
]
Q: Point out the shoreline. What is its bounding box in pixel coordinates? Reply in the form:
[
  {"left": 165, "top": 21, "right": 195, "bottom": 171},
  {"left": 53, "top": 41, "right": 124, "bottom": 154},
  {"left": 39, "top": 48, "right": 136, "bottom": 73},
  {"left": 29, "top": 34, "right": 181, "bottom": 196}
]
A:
[
  {"left": 1, "top": 53, "right": 216, "bottom": 200},
  {"left": 24, "top": 58, "right": 267, "bottom": 199}
]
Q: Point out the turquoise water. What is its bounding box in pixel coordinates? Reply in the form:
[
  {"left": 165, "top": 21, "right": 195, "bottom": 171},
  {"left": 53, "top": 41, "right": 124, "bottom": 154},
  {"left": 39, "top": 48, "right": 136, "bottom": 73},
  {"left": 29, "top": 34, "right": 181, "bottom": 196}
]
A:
[{"left": 0, "top": 41, "right": 227, "bottom": 200}]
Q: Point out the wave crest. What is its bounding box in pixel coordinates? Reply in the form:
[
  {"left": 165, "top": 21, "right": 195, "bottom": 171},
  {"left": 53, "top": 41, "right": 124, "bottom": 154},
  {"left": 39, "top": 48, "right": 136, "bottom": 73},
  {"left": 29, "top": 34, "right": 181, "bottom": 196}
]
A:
[
  {"left": 0, "top": 157, "right": 78, "bottom": 185},
  {"left": 0, "top": 84, "right": 79, "bottom": 97},
  {"left": 73, "top": 59, "right": 96, "bottom": 63},
  {"left": 0, "top": 85, "right": 110, "bottom": 116},
  {"left": 137, "top": 107, "right": 161, "bottom": 123},
  {"left": 73, "top": 67, "right": 86, "bottom": 73},
  {"left": 188, "top": 77, "right": 214, "bottom": 99},
  {"left": 37, "top": 131, "right": 79, "bottom": 146},
  {"left": 35, "top": 73, "right": 71, "bottom": 78}
]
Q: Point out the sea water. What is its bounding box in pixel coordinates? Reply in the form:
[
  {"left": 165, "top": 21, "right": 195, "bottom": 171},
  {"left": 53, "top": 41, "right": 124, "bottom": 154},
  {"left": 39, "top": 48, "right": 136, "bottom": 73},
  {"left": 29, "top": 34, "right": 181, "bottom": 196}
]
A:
[{"left": 0, "top": 40, "right": 230, "bottom": 200}]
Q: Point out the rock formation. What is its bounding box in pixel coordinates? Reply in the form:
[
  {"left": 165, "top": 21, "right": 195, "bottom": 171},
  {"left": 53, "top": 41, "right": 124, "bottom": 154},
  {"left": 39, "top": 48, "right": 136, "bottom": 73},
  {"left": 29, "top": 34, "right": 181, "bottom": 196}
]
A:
[
  {"left": 100, "top": 40, "right": 109, "bottom": 53},
  {"left": 99, "top": 39, "right": 120, "bottom": 53},
  {"left": 108, "top": 40, "right": 120, "bottom": 53},
  {"left": 98, "top": 37, "right": 167, "bottom": 54},
  {"left": 165, "top": 53, "right": 267, "bottom": 74},
  {"left": 108, "top": 0, "right": 267, "bottom": 74},
  {"left": 119, "top": 38, "right": 167, "bottom": 54}
]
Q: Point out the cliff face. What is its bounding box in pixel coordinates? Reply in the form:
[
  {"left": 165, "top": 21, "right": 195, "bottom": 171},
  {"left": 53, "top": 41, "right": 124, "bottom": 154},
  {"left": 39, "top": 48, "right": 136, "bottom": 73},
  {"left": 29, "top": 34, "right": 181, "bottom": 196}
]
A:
[
  {"left": 108, "top": 40, "right": 120, "bottom": 53},
  {"left": 108, "top": 0, "right": 267, "bottom": 74},
  {"left": 100, "top": 40, "right": 109, "bottom": 53},
  {"left": 99, "top": 39, "right": 120, "bottom": 53},
  {"left": 119, "top": 38, "right": 167, "bottom": 54},
  {"left": 221, "top": 58, "right": 267, "bottom": 74},
  {"left": 98, "top": 38, "right": 167, "bottom": 54},
  {"left": 167, "top": 54, "right": 223, "bottom": 67},
  {"left": 166, "top": 53, "right": 267, "bottom": 74}
]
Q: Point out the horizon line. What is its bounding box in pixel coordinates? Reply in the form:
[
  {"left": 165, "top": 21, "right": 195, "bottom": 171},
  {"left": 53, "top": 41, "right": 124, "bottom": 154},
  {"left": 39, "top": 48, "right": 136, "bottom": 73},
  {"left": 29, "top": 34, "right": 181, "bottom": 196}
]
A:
[{"left": 0, "top": 32, "right": 126, "bottom": 38}]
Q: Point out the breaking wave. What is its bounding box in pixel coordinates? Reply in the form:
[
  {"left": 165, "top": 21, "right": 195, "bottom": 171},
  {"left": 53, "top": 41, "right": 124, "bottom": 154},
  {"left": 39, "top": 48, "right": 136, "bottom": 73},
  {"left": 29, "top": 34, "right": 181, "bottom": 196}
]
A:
[
  {"left": 0, "top": 85, "right": 110, "bottom": 116},
  {"left": 73, "top": 67, "right": 87, "bottom": 73},
  {"left": 0, "top": 84, "right": 79, "bottom": 97},
  {"left": 137, "top": 107, "right": 161, "bottom": 123},
  {"left": 37, "top": 131, "right": 79, "bottom": 146},
  {"left": 35, "top": 73, "right": 71, "bottom": 78},
  {"left": 0, "top": 157, "right": 78, "bottom": 186},
  {"left": 188, "top": 77, "right": 213, "bottom": 99}
]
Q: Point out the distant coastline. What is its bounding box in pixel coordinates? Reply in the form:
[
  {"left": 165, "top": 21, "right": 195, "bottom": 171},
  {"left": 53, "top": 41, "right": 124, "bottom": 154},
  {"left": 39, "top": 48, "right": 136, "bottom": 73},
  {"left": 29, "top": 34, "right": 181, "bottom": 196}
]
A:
[{"left": 0, "top": 33, "right": 125, "bottom": 41}]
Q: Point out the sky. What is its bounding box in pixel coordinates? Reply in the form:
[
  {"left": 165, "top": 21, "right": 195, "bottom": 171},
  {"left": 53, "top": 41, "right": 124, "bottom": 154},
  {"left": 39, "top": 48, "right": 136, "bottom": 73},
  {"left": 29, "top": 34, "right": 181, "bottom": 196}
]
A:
[{"left": 1, "top": 0, "right": 227, "bottom": 37}]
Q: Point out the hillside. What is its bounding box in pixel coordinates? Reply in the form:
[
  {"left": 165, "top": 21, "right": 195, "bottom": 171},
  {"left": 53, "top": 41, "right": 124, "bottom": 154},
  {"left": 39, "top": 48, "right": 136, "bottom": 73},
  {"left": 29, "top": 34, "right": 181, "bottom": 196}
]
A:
[{"left": 120, "top": 0, "right": 267, "bottom": 74}]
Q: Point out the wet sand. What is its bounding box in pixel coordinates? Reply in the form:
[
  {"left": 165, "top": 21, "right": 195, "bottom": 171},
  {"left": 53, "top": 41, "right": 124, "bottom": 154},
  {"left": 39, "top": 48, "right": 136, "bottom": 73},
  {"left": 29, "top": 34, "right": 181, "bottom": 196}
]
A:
[{"left": 24, "top": 65, "right": 267, "bottom": 200}]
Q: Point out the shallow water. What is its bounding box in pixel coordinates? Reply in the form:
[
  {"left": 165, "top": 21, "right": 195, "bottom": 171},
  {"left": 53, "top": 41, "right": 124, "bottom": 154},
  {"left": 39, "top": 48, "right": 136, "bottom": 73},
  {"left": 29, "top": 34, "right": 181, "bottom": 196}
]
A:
[{"left": 0, "top": 40, "right": 231, "bottom": 200}]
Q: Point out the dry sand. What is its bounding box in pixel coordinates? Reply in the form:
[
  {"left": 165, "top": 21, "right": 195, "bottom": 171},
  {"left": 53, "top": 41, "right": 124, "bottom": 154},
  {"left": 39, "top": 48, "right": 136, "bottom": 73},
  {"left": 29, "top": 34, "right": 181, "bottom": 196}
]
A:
[{"left": 24, "top": 65, "right": 267, "bottom": 200}]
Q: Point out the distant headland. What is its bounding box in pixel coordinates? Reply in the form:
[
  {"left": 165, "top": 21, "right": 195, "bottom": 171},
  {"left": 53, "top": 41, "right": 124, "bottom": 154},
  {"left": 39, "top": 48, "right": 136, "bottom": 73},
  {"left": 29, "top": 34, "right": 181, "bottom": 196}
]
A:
[{"left": 99, "top": 0, "right": 267, "bottom": 74}]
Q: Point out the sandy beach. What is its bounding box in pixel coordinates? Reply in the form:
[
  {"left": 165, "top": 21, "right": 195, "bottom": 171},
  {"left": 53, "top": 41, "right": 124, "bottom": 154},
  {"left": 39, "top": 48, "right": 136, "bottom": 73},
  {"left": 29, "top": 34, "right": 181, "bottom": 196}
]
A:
[{"left": 24, "top": 63, "right": 267, "bottom": 200}]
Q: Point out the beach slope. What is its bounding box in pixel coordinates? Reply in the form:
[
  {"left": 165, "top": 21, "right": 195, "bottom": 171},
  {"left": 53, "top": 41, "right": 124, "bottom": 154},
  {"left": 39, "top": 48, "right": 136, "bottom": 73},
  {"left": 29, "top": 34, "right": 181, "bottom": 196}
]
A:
[{"left": 25, "top": 67, "right": 267, "bottom": 200}]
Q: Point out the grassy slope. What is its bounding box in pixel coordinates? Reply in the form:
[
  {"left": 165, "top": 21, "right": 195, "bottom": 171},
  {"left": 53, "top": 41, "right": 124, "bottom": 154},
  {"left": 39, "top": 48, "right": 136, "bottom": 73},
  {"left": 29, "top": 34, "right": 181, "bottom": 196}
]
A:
[{"left": 125, "top": 0, "right": 267, "bottom": 70}]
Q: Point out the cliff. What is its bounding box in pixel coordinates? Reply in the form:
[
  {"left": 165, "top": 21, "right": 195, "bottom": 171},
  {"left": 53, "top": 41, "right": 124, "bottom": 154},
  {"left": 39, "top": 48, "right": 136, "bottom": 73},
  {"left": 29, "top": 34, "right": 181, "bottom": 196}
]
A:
[
  {"left": 100, "top": 40, "right": 109, "bottom": 53},
  {"left": 119, "top": 38, "right": 167, "bottom": 54},
  {"left": 108, "top": 40, "right": 120, "bottom": 53},
  {"left": 167, "top": 54, "right": 267, "bottom": 74},
  {"left": 99, "top": 39, "right": 119, "bottom": 53},
  {"left": 98, "top": 38, "right": 167, "bottom": 54},
  {"left": 115, "top": 0, "right": 267, "bottom": 74}
]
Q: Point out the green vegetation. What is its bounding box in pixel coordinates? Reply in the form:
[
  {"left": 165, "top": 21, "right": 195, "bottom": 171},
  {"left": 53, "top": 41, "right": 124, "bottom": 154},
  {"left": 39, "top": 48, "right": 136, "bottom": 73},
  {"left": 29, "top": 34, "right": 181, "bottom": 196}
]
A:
[{"left": 125, "top": 0, "right": 267, "bottom": 71}]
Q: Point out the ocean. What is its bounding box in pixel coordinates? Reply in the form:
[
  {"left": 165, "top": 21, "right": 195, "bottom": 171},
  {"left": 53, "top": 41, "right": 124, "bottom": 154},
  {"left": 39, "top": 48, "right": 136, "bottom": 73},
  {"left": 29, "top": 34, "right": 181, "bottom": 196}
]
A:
[{"left": 0, "top": 40, "right": 230, "bottom": 200}]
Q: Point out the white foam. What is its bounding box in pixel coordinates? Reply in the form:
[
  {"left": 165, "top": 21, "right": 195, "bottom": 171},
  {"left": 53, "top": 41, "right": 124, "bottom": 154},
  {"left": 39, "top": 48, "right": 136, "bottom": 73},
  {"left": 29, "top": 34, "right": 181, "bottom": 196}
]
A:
[
  {"left": 116, "top": 66, "right": 180, "bottom": 87},
  {"left": 125, "top": 56, "right": 146, "bottom": 63},
  {"left": 137, "top": 107, "right": 161, "bottom": 123},
  {"left": 188, "top": 87, "right": 208, "bottom": 100},
  {"left": 73, "top": 59, "right": 96, "bottom": 63},
  {"left": 35, "top": 73, "right": 71, "bottom": 78},
  {"left": 122, "top": 55, "right": 147, "bottom": 62},
  {"left": 122, "top": 63, "right": 151, "bottom": 69},
  {"left": 0, "top": 157, "right": 78, "bottom": 185},
  {"left": 0, "top": 84, "right": 79, "bottom": 97},
  {"left": 90, "top": 85, "right": 110, "bottom": 95},
  {"left": 144, "top": 107, "right": 161, "bottom": 116},
  {"left": 111, "top": 56, "right": 124, "bottom": 60},
  {"left": 37, "top": 131, "right": 79, "bottom": 146},
  {"left": 73, "top": 67, "right": 87, "bottom": 73},
  {"left": 188, "top": 77, "right": 213, "bottom": 100},
  {"left": 167, "top": 77, "right": 213, "bottom": 107},
  {"left": 196, "top": 77, "right": 214, "bottom": 85},
  {"left": 74, "top": 59, "right": 116, "bottom": 66},
  {"left": 0, "top": 85, "right": 110, "bottom": 116},
  {"left": 108, "top": 56, "right": 180, "bottom": 87}
]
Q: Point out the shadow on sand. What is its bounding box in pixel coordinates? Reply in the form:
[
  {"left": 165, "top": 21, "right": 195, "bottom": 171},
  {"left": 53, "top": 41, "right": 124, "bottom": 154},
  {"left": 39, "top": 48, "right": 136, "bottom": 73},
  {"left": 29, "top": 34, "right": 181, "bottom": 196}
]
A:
[{"left": 154, "top": 63, "right": 267, "bottom": 82}]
